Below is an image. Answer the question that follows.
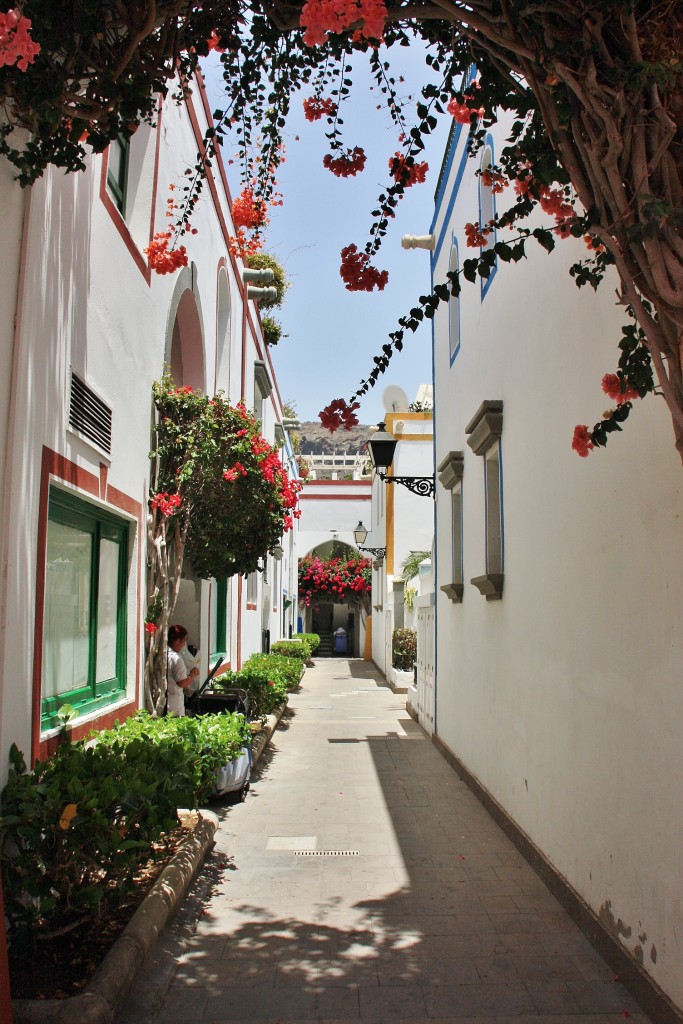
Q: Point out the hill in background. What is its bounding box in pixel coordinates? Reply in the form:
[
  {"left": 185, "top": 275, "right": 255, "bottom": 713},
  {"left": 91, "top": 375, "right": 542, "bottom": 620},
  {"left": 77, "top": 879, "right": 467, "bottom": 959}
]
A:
[{"left": 295, "top": 421, "right": 371, "bottom": 456}]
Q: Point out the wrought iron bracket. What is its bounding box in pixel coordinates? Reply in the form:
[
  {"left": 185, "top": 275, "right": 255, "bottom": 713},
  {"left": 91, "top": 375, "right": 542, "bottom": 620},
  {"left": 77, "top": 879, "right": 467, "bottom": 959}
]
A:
[
  {"left": 379, "top": 473, "right": 435, "bottom": 498},
  {"left": 358, "top": 545, "right": 387, "bottom": 559}
]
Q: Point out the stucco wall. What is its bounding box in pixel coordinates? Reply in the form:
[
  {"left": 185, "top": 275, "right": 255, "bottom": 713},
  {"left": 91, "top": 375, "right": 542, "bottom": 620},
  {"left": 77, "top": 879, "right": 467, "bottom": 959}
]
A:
[
  {"left": 0, "top": 81, "right": 297, "bottom": 778},
  {"left": 431, "top": 120, "right": 683, "bottom": 1007}
]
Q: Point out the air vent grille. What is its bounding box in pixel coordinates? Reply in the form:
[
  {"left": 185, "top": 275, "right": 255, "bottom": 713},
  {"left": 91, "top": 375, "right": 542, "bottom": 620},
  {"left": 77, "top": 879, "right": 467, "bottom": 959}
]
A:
[{"left": 69, "top": 373, "right": 112, "bottom": 455}]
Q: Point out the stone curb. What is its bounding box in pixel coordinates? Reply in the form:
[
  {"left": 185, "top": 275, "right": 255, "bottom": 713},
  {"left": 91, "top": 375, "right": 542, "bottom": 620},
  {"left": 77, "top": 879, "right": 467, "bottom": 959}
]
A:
[{"left": 11, "top": 698, "right": 291, "bottom": 1024}]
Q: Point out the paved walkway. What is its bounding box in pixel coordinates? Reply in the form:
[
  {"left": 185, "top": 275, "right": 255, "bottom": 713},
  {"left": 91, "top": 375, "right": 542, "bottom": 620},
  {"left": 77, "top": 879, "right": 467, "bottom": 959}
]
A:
[{"left": 116, "top": 659, "right": 649, "bottom": 1024}]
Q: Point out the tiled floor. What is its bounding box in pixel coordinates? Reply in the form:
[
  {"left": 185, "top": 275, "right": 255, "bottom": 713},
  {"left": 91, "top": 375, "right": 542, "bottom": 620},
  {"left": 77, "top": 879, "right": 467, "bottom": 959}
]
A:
[{"left": 115, "top": 659, "right": 649, "bottom": 1024}]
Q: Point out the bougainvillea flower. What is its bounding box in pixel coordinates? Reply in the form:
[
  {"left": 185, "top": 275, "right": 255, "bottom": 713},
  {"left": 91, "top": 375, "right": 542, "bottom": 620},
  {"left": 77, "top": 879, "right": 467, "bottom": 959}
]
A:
[
  {"left": 303, "top": 95, "right": 337, "bottom": 121},
  {"left": 301, "top": 0, "right": 387, "bottom": 47},
  {"left": 389, "top": 153, "right": 429, "bottom": 187},
  {"left": 0, "top": 8, "right": 41, "bottom": 71},
  {"left": 323, "top": 147, "right": 367, "bottom": 178},
  {"left": 150, "top": 491, "right": 182, "bottom": 516},
  {"left": 339, "top": 244, "right": 388, "bottom": 292},
  {"left": 447, "top": 95, "right": 485, "bottom": 124},
  {"left": 145, "top": 622, "right": 157, "bottom": 634},
  {"left": 232, "top": 187, "right": 269, "bottom": 230},
  {"left": 571, "top": 424, "right": 595, "bottom": 457},
  {"left": 319, "top": 398, "right": 361, "bottom": 433},
  {"left": 464, "top": 222, "right": 490, "bottom": 247},
  {"left": 601, "top": 374, "right": 639, "bottom": 405},
  {"left": 144, "top": 232, "right": 188, "bottom": 275}
]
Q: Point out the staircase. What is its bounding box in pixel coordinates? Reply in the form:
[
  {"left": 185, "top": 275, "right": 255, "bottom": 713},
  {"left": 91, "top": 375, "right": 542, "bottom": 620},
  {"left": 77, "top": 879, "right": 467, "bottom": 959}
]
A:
[{"left": 316, "top": 630, "right": 333, "bottom": 657}]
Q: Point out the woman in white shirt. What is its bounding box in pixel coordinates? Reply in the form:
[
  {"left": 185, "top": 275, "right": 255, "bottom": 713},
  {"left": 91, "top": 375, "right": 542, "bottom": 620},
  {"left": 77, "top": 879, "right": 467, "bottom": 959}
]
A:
[{"left": 167, "top": 624, "right": 200, "bottom": 716}]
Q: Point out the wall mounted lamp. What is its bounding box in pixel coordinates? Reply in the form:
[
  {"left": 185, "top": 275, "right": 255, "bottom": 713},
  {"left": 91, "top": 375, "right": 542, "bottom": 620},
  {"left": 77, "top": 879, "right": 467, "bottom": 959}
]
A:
[
  {"left": 353, "top": 521, "right": 386, "bottom": 560},
  {"left": 367, "top": 423, "right": 435, "bottom": 498}
]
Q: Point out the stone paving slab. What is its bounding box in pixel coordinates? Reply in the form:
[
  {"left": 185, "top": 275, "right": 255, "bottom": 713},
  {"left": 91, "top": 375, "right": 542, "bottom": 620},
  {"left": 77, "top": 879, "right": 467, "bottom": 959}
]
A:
[{"left": 114, "top": 659, "right": 652, "bottom": 1024}]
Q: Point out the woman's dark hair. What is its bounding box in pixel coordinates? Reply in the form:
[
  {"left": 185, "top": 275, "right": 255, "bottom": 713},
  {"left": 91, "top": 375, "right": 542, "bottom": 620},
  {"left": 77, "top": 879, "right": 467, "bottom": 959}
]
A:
[{"left": 168, "top": 624, "right": 188, "bottom": 645}]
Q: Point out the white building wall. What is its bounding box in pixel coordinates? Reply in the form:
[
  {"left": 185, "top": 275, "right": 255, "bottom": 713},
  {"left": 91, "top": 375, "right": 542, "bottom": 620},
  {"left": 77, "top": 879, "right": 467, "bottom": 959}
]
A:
[
  {"left": 431, "top": 119, "right": 683, "bottom": 1008},
  {"left": 0, "top": 80, "right": 298, "bottom": 776},
  {"left": 370, "top": 414, "right": 434, "bottom": 679}
]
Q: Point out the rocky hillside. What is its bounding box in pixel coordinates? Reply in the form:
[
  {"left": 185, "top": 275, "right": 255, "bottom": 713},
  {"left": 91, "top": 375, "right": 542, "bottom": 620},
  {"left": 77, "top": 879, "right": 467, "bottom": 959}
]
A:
[{"left": 295, "top": 421, "right": 371, "bottom": 456}]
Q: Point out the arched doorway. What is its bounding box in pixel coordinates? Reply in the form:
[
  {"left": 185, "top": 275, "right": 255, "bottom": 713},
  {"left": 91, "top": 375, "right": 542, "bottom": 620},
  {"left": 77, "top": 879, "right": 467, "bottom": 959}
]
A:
[{"left": 299, "top": 540, "right": 369, "bottom": 658}]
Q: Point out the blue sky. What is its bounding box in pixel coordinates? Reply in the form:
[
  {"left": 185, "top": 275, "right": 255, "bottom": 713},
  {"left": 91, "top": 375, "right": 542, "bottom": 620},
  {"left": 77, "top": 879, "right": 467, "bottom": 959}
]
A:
[{"left": 204, "top": 44, "right": 453, "bottom": 423}]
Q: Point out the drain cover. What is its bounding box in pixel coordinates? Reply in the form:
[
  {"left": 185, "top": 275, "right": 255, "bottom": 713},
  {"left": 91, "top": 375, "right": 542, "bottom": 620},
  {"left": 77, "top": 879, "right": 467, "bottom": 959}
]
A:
[{"left": 295, "top": 850, "right": 359, "bottom": 857}]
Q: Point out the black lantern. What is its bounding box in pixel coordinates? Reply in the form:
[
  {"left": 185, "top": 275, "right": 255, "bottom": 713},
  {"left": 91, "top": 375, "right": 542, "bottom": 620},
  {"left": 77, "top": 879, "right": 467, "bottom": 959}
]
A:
[
  {"left": 367, "top": 422, "right": 398, "bottom": 473},
  {"left": 367, "top": 421, "right": 435, "bottom": 498}
]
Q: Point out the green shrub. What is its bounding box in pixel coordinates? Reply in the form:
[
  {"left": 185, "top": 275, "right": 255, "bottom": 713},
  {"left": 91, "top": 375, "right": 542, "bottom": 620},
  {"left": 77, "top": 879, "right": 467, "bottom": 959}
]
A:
[
  {"left": 293, "top": 632, "right": 320, "bottom": 654},
  {"left": 213, "top": 667, "right": 288, "bottom": 720},
  {"left": 271, "top": 639, "right": 308, "bottom": 660},
  {"left": 392, "top": 628, "right": 417, "bottom": 670},
  {"left": 243, "top": 653, "right": 304, "bottom": 691},
  {"left": 0, "top": 712, "right": 249, "bottom": 948}
]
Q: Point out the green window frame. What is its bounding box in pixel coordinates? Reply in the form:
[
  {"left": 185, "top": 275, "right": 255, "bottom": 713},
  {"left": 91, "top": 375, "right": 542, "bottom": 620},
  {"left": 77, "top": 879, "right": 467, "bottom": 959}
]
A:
[
  {"left": 41, "top": 488, "right": 128, "bottom": 730},
  {"left": 210, "top": 578, "right": 228, "bottom": 659},
  {"left": 106, "top": 135, "right": 130, "bottom": 215}
]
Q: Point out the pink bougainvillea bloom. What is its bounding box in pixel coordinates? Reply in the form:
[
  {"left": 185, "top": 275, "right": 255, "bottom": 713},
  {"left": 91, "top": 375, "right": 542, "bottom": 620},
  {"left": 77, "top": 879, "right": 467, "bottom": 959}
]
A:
[
  {"left": 0, "top": 8, "right": 41, "bottom": 71},
  {"left": 571, "top": 424, "right": 595, "bottom": 457},
  {"left": 601, "top": 373, "right": 639, "bottom": 405}
]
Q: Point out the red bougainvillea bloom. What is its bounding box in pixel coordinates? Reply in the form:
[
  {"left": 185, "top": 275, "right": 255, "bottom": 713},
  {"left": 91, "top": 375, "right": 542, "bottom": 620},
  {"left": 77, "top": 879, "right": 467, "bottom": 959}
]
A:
[
  {"left": 464, "top": 222, "right": 490, "bottom": 247},
  {"left": 389, "top": 153, "right": 429, "bottom": 187},
  {"left": 339, "top": 244, "right": 388, "bottom": 292},
  {"left": 601, "top": 374, "right": 640, "bottom": 405},
  {"left": 319, "top": 398, "right": 361, "bottom": 433},
  {"left": 301, "top": 0, "right": 387, "bottom": 46},
  {"left": 584, "top": 235, "right": 607, "bottom": 253},
  {"left": 150, "top": 492, "right": 182, "bottom": 516},
  {"left": 206, "top": 30, "right": 226, "bottom": 52},
  {"left": 480, "top": 168, "right": 508, "bottom": 194},
  {"left": 144, "top": 622, "right": 157, "bottom": 634},
  {"left": 0, "top": 8, "right": 40, "bottom": 71},
  {"left": 447, "top": 96, "right": 485, "bottom": 124},
  {"left": 228, "top": 227, "right": 263, "bottom": 260},
  {"left": 303, "top": 95, "right": 337, "bottom": 121},
  {"left": 323, "top": 146, "right": 367, "bottom": 178},
  {"left": 144, "top": 232, "right": 189, "bottom": 275},
  {"left": 232, "top": 187, "right": 269, "bottom": 230},
  {"left": 571, "top": 425, "right": 595, "bottom": 457}
]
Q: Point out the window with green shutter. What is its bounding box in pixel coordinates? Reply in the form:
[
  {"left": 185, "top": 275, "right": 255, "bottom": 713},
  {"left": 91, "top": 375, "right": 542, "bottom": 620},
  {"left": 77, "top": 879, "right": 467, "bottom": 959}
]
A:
[{"left": 41, "top": 488, "right": 128, "bottom": 729}]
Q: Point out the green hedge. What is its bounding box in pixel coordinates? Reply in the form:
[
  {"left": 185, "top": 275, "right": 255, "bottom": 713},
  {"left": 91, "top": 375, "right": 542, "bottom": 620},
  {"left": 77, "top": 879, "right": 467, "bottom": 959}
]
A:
[
  {"left": 213, "top": 666, "right": 287, "bottom": 720},
  {"left": 243, "top": 652, "right": 304, "bottom": 690},
  {"left": 0, "top": 712, "right": 250, "bottom": 948},
  {"left": 293, "top": 632, "right": 320, "bottom": 655},
  {"left": 270, "top": 638, "right": 309, "bottom": 659}
]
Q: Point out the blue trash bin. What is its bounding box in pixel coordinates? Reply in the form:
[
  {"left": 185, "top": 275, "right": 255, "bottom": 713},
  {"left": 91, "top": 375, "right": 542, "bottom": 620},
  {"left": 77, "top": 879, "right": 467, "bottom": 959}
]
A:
[{"left": 333, "top": 634, "right": 348, "bottom": 654}]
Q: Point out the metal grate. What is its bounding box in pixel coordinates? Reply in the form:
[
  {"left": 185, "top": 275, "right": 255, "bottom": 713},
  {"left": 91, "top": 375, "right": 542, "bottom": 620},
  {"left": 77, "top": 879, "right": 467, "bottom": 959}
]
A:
[
  {"left": 69, "top": 372, "right": 112, "bottom": 454},
  {"left": 295, "top": 850, "right": 359, "bottom": 857}
]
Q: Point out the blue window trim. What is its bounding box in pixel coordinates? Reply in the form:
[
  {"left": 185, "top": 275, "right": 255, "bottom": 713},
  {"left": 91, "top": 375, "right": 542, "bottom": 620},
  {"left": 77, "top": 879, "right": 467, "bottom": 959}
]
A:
[
  {"left": 448, "top": 235, "right": 461, "bottom": 366},
  {"left": 479, "top": 133, "right": 498, "bottom": 300}
]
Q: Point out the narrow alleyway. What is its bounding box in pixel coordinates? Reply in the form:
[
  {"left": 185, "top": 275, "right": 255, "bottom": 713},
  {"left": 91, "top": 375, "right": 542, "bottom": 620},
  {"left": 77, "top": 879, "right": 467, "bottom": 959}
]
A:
[{"left": 115, "top": 660, "right": 649, "bottom": 1024}]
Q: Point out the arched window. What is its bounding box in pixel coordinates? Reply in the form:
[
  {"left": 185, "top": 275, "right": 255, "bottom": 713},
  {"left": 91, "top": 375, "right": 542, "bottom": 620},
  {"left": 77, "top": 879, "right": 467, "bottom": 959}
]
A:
[
  {"left": 448, "top": 241, "right": 460, "bottom": 364},
  {"left": 478, "top": 140, "right": 498, "bottom": 298}
]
